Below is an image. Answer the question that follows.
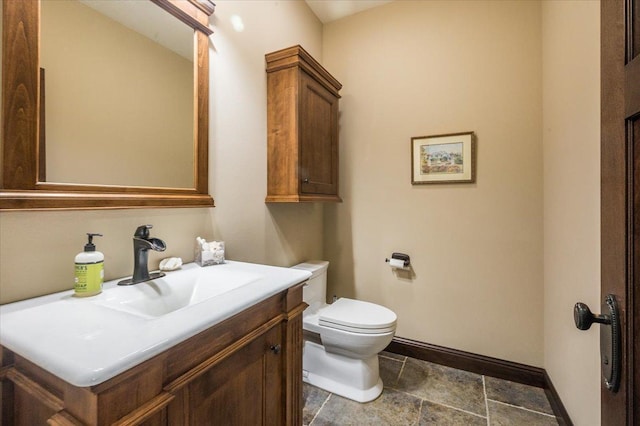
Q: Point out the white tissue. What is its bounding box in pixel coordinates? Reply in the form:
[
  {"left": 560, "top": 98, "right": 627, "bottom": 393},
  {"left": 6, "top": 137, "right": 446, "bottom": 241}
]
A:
[{"left": 388, "top": 258, "right": 406, "bottom": 269}]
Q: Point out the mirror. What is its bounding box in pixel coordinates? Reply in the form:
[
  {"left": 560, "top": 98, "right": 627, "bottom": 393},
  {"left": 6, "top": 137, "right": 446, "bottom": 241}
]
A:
[
  {"left": 1, "top": 0, "right": 215, "bottom": 210},
  {"left": 41, "top": 0, "right": 194, "bottom": 188}
]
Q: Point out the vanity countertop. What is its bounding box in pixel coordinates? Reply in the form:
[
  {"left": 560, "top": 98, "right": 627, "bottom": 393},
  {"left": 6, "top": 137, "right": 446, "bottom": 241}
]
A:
[{"left": 0, "top": 261, "right": 310, "bottom": 387}]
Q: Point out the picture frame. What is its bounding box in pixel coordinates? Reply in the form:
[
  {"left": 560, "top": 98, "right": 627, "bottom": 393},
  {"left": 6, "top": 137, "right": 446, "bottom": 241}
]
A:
[{"left": 411, "top": 131, "right": 476, "bottom": 184}]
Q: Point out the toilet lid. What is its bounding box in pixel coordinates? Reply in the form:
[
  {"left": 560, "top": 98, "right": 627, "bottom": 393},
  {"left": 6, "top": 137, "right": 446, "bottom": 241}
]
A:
[{"left": 319, "top": 298, "right": 397, "bottom": 334}]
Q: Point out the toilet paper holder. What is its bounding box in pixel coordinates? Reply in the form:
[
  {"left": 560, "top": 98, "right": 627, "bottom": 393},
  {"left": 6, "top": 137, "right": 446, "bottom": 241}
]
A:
[{"left": 385, "top": 252, "right": 410, "bottom": 268}]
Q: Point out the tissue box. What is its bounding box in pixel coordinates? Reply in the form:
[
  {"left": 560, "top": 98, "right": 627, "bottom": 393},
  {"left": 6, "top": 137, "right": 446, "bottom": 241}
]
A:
[{"left": 195, "top": 239, "right": 225, "bottom": 267}]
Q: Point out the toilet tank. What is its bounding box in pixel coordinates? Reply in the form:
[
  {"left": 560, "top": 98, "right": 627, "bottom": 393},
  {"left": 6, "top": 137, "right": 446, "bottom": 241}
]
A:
[{"left": 291, "top": 260, "right": 329, "bottom": 314}]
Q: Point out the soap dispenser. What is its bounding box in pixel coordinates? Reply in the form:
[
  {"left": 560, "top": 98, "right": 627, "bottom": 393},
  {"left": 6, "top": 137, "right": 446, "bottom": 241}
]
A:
[{"left": 74, "top": 233, "right": 104, "bottom": 297}]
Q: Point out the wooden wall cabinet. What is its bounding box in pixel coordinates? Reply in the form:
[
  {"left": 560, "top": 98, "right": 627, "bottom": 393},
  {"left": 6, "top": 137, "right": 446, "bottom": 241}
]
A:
[
  {"left": 0, "top": 285, "right": 306, "bottom": 425},
  {"left": 266, "top": 45, "right": 343, "bottom": 203}
]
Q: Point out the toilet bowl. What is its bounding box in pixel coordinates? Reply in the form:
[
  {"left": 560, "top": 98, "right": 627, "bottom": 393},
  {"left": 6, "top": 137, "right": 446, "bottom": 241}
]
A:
[{"left": 292, "top": 261, "right": 397, "bottom": 403}]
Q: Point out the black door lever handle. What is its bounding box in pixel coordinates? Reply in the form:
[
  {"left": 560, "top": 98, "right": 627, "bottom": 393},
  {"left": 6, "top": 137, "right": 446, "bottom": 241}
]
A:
[
  {"left": 573, "top": 295, "right": 620, "bottom": 392},
  {"left": 574, "top": 302, "right": 611, "bottom": 330}
]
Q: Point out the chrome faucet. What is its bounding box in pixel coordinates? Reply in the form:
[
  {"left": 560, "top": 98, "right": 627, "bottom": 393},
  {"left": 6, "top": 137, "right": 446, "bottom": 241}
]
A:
[{"left": 118, "top": 225, "right": 167, "bottom": 286}]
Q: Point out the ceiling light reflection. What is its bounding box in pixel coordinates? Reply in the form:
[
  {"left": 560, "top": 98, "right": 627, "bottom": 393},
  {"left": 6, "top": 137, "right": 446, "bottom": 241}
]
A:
[{"left": 230, "top": 14, "right": 244, "bottom": 32}]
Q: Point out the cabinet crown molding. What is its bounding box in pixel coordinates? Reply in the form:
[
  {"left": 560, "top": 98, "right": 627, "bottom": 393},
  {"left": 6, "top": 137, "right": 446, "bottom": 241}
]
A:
[{"left": 266, "top": 45, "right": 342, "bottom": 97}]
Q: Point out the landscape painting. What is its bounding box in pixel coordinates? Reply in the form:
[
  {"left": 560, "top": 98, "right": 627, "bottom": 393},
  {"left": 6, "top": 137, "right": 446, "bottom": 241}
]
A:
[
  {"left": 411, "top": 132, "right": 475, "bottom": 184},
  {"left": 420, "top": 142, "right": 464, "bottom": 175}
]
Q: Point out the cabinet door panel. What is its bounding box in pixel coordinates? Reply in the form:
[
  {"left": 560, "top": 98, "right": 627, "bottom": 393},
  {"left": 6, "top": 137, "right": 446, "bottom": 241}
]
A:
[
  {"left": 299, "top": 72, "right": 338, "bottom": 196},
  {"left": 139, "top": 411, "right": 166, "bottom": 426},
  {"left": 14, "top": 387, "right": 56, "bottom": 426},
  {"left": 173, "top": 325, "right": 283, "bottom": 425}
]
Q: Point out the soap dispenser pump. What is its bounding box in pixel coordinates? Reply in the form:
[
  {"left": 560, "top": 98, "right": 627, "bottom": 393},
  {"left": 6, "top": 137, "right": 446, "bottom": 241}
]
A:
[{"left": 74, "top": 233, "right": 104, "bottom": 297}]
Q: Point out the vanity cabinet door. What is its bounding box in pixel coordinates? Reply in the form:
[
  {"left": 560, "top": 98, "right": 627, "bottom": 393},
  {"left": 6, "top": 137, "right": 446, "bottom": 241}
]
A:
[
  {"left": 11, "top": 384, "right": 57, "bottom": 426},
  {"left": 167, "top": 325, "right": 284, "bottom": 425}
]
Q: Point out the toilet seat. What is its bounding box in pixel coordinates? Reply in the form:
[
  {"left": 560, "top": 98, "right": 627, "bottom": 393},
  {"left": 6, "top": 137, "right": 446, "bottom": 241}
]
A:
[{"left": 318, "top": 298, "right": 397, "bottom": 334}]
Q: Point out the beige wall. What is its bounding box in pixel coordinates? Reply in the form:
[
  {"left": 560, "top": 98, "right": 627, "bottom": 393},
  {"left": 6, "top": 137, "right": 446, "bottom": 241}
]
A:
[
  {"left": 41, "top": 0, "right": 194, "bottom": 188},
  {"left": 0, "top": 0, "right": 323, "bottom": 304},
  {"left": 322, "top": 0, "right": 544, "bottom": 366},
  {"left": 542, "top": 1, "right": 601, "bottom": 424}
]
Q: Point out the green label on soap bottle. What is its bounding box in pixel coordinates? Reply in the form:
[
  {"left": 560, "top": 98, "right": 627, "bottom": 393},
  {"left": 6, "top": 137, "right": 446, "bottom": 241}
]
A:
[{"left": 74, "top": 261, "right": 104, "bottom": 296}]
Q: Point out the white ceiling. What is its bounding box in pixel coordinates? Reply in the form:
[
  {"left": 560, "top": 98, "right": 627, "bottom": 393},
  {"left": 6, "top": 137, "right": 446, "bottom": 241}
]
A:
[
  {"left": 79, "top": 0, "right": 193, "bottom": 60},
  {"left": 304, "top": 0, "right": 394, "bottom": 23}
]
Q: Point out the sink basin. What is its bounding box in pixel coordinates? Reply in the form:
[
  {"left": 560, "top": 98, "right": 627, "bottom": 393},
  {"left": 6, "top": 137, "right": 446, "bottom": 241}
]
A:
[
  {"left": 0, "top": 260, "right": 311, "bottom": 387},
  {"left": 93, "top": 266, "right": 262, "bottom": 319}
]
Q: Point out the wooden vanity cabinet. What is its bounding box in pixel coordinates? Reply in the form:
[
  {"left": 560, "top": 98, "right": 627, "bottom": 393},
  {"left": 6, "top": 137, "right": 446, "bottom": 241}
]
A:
[
  {"left": 265, "top": 45, "right": 342, "bottom": 203},
  {"left": 0, "top": 284, "right": 307, "bottom": 425}
]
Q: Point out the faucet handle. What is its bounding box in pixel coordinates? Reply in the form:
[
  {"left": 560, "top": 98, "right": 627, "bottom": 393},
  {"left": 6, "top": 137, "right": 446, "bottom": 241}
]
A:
[{"left": 134, "top": 225, "right": 153, "bottom": 238}]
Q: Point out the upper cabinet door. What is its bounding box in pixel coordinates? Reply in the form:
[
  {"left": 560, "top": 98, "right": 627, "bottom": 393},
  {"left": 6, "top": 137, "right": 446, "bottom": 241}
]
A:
[{"left": 299, "top": 71, "right": 339, "bottom": 196}]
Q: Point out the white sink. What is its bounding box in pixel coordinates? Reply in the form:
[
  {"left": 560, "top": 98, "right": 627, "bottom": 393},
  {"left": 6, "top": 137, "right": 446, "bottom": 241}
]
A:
[
  {"left": 92, "top": 267, "right": 262, "bottom": 319},
  {"left": 0, "top": 261, "right": 311, "bottom": 387}
]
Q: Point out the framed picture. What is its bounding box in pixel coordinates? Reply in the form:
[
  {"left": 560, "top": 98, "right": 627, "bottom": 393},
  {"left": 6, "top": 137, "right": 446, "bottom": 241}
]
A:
[{"left": 411, "top": 131, "right": 476, "bottom": 184}]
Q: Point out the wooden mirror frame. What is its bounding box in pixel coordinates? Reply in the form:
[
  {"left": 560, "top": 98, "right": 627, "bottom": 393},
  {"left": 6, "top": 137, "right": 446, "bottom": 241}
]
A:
[{"left": 1, "top": 0, "right": 215, "bottom": 210}]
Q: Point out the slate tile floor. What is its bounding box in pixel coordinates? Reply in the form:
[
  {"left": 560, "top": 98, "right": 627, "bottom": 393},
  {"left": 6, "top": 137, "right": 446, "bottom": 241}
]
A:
[{"left": 303, "top": 352, "right": 559, "bottom": 425}]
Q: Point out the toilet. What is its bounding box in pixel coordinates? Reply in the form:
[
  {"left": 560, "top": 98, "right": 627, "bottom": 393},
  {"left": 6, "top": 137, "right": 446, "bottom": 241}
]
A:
[{"left": 292, "top": 261, "right": 397, "bottom": 403}]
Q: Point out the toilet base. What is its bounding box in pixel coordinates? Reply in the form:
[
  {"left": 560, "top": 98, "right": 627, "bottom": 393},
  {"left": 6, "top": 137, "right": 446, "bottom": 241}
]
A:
[{"left": 302, "top": 340, "right": 383, "bottom": 403}]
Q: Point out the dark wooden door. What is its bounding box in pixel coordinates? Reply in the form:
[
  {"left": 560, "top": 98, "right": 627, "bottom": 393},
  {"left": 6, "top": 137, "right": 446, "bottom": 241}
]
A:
[{"left": 601, "top": 0, "right": 640, "bottom": 424}]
